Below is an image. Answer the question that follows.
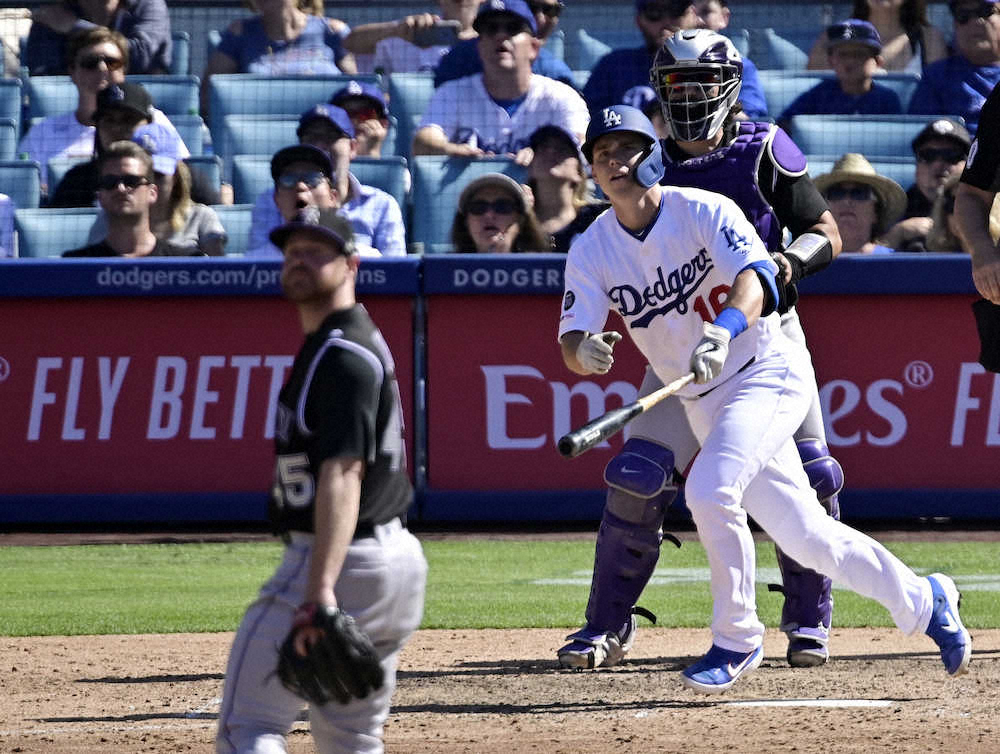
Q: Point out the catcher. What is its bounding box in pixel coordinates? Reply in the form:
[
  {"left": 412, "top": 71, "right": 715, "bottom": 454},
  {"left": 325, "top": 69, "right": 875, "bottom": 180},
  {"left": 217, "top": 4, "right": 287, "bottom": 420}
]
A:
[{"left": 216, "top": 207, "right": 427, "bottom": 753}]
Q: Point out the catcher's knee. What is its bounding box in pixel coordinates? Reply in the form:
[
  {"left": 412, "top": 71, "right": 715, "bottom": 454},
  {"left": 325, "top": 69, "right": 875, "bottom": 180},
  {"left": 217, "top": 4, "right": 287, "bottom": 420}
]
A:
[
  {"left": 796, "top": 438, "right": 844, "bottom": 506},
  {"left": 604, "top": 438, "right": 678, "bottom": 528}
]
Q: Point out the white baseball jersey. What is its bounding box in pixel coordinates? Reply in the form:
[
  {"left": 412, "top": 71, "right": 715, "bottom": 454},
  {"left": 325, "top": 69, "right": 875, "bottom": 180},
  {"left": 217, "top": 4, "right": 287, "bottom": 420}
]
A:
[
  {"left": 559, "top": 186, "right": 781, "bottom": 399},
  {"left": 419, "top": 73, "right": 589, "bottom": 154}
]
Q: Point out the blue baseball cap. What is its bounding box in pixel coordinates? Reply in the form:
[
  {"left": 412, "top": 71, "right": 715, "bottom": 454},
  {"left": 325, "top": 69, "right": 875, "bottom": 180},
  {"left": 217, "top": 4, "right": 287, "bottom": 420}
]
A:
[
  {"left": 826, "top": 19, "right": 882, "bottom": 53},
  {"left": 296, "top": 104, "right": 355, "bottom": 140},
  {"left": 623, "top": 85, "right": 660, "bottom": 116},
  {"left": 329, "top": 80, "right": 389, "bottom": 119},
  {"left": 270, "top": 206, "right": 356, "bottom": 255},
  {"left": 473, "top": 0, "right": 538, "bottom": 36},
  {"left": 131, "top": 123, "right": 182, "bottom": 175}
]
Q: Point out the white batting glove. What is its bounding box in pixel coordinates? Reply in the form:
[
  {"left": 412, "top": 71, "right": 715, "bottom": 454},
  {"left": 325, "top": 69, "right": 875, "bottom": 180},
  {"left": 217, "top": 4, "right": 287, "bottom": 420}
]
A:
[
  {"left": 689, "top": 323, "right": 731, "bottom": 384},
  {"left": 576, "top": 331, "right": 622, "bottom": 374}
]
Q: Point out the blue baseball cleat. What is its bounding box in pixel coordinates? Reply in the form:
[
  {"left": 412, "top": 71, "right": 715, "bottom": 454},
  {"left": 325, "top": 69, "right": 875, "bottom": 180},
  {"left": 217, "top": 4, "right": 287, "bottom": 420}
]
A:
[
  {"left": 925, "top": 573, "right": 971, "bottom": 676},
  {"left": 681, "top": 643, "right": 764, "bottom": 694}
]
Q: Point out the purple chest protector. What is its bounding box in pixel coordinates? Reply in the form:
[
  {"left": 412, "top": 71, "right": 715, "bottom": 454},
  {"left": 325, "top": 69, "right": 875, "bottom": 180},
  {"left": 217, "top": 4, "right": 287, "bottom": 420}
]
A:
[{"left": 661, "top": 121, "right": 806, "bottom": 252}]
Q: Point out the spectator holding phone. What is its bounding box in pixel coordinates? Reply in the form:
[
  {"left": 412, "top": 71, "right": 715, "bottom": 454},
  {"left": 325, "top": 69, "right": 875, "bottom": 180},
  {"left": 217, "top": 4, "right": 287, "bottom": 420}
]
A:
[
  {"left": 343, "top": 0, "right": 479, "bottom": 75},
  {"left": 329, "top": 80, "right": 392, "bottom": 157}
]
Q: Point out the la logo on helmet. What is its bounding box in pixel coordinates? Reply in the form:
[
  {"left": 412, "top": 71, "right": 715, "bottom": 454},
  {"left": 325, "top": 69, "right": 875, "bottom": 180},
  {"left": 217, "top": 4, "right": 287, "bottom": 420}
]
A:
[{"left": 602, "top": 108, "right": 623, "bottom": 127}]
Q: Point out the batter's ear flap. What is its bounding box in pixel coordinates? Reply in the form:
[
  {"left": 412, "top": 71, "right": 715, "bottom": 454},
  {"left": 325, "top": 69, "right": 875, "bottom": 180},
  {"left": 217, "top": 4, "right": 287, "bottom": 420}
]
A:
[
  {"left": 972, "top": 298, "right": 1000, "bottom": 372},
  {"left": 633, "top": 140, "right": 665, "bottom": 188}
]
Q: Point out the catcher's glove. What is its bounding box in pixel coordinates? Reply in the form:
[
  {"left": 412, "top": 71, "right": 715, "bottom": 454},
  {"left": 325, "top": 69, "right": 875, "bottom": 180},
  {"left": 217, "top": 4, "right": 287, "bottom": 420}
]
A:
[{"left": 276, "top": 602, "right": 384, "bottom": 705}]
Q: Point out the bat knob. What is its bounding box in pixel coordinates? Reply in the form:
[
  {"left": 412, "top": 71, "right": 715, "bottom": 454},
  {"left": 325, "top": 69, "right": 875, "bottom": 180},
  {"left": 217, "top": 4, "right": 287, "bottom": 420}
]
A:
[{"left": 557, "top": 435, "right": 577, "bottom": 458}]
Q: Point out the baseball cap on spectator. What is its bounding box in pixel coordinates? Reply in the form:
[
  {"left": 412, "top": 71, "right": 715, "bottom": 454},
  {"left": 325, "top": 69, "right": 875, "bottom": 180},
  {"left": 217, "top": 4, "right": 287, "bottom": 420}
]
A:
[
  {"left": 296, "top": 104, "right": 355, "bottom": 140},
  {"left": 271, "top": 144, "right": 334, "bottom": 182},
  {"left": 473, "top": 0, "right": 538, "bottom": 36},
  {"left": 458, "top": 173, "right": 528, "bottom": 214},
  {"left": 826, "top": 19, "right": 882, "bottom": 54},
  {"left": 94, "top": 81, "right": 153, "bottom": 122},
  {"left": 529, "top": 123, "right": 584, "bottom": 161},
  {"left": 269, "top": 206, "right": 356, "bottom": 254},
  {"left": 131, "top": 123, "right": 182, "bottom": 175},
  {"left": 330, "top": 81, "right": 389, "bottom": 120},
  {"left": 911, "top": 118, "right": 973, "bottom": 154},
  {"left": 623, "top": 85, "right": 661, "bottom": 118},
  {"left": 814, "top": 152, "right": 907, "bottom": 232}
]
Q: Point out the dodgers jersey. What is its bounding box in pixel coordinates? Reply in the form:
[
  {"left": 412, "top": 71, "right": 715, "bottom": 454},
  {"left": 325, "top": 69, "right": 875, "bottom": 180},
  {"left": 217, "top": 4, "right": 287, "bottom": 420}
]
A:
[
  {"left": 559, "top": 186, "right": 781, "bottom": 399},
  {"left": 419, "top": 73, "right": 589, "bottom": 154}
]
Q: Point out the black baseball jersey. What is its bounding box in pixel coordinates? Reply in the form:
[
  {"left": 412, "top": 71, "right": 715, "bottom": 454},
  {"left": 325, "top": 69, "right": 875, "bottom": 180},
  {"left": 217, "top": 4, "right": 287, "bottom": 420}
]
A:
[
  {"left": 270, "top": 304, "right": 411, "bottom": 534},
  {"left": 962, "top": 80, "right": 1000, "bottom": 192}
]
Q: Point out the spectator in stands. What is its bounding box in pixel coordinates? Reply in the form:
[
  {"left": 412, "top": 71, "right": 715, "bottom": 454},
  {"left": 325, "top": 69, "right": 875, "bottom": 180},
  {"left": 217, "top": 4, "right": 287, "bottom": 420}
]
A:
[
  {"left": 524, "top": 124, "right": 608, "bottom": 253},
  {"left": 807, "top": 0, "right": 948, "bottom": 74},
  {"left": 200, "top": 0, "right": 357, "bottom": 115},
  {"left": 694, "top": 0, "right": 728, "bottom": 31},
  {"left": 412, "top": 0, "right": 588, "bottom": 162},
  {"left": 84, "top": 124, "right": 226, "bottom": 255},
  {"left": 581, "top": 1, "right": 766, "bottom": 119},
  {"left": 779, "top": 20, "right": 902, "bottom": 128},
  {"left": 883, "top": 118, "right": 971, "bottom": 250},
  {"left": 908, "top": 0, "right": 1000, "bottom": 134},
  {"left": 450, "top": 172, "right": 550, "bottom": 252},
  {"left": 329, "top": 80, "right": 391, "bottom": 158},
  {"left": 63, "top": 141, "right": 199, "bottom": 256},
  {"left": 24, "top": 0, "right": 171, "bottom": 75},
  {"left": 924, "top": 174, "right": 966, "bottom": 251},
  {"left": 622, "top": 84, "right": 670, "bottom": 137},
  {"left": 433, "top": 0, "right": 577, "bottom": 90},
  {"left": 814, "top": 152, "right": 906, "bottom": 254},
  {"left": 247, "top": 107, "right": 406, "bottom": 256},
  {"left": 18, "top": 27, "right": 189, "bottom": 196},
  {"left": 343, "top": 0, "right": 479, "bottom": 76}
]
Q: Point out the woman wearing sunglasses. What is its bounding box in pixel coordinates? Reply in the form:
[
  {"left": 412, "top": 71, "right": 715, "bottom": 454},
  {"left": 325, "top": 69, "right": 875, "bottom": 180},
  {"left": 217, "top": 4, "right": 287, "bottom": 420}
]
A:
[
  {"left": 814, "top": 152, "right": 907, "bottom": 254},
  {"left": 450, "top": 173, "right": 549, "bottom": 253}
]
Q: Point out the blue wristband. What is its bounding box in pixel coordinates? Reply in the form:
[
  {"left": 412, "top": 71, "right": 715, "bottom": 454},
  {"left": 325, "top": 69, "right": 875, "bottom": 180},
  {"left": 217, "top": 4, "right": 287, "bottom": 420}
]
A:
[{"left": 713, "top": 307, "right": 748, "bottom": 339}]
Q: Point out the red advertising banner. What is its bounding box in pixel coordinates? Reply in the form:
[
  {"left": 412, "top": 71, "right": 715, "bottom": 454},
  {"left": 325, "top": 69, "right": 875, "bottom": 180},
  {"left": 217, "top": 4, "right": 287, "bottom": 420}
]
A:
[
  {"left": 0, "top": 296, "right": 414, "bottom": 497},
  {"left": 425, "top": 293, "right": 1000, "bottom": 492}
]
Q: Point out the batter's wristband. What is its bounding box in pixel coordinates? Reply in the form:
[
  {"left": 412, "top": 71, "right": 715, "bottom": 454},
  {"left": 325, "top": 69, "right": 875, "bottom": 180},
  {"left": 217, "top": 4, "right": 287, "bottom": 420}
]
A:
[{"left": 713, "top": 307, "right": 748, "bottom": 339}]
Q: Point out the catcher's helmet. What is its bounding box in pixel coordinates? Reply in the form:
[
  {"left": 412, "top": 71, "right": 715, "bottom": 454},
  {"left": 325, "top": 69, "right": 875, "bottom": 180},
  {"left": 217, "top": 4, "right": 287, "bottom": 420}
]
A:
[
  {"left": 650, "top": 29, "right": 743, "bottom": 143},
  {"left": 581, "top": 104, "right": 664, "bottom": 188}
]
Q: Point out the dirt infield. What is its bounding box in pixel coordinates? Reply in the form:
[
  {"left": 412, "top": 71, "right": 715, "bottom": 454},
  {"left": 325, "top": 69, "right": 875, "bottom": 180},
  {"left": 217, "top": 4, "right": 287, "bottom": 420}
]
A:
[{"left": 2, "top": 627, "right": 997, "bottom": 753}]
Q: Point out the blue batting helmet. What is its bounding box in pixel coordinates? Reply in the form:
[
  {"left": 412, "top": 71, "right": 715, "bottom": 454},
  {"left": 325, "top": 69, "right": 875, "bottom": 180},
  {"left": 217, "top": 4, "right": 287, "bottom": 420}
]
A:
[{"left": 581, "top": 104, "right": 664, "bottom": 188}]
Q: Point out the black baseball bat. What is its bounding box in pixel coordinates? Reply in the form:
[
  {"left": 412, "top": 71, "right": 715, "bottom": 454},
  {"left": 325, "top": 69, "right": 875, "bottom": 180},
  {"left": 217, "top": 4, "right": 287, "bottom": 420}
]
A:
[{"left": 557, "top": 373, "right": 695, "bottom": 458}]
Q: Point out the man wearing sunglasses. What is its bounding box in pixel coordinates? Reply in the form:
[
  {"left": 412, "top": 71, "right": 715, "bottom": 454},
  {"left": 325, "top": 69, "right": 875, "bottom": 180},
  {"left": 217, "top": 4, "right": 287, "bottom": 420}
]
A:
[
  {"left": 18, "top": 26, "right": 188, "bottom": 197},
  {"left": 908, "top": 0, "right": 1000, "bottom": 135},
  {"left": 414, "top": 0, "right": 588, "bottom": 163},
  {"left": 24, "top": 0, "right": 172, "bottom": 75},
  {"left": 330, "top": 80, "right": 392, "bottom": 158},
  {"left": 433, "top": 0, "right": 577, "bottom": 90},
  {"left": 62, "top": 140, "right": 182, "bottom": 257},
  {"left": 247, "top": 105, "right": 406, "bottom": 258}
]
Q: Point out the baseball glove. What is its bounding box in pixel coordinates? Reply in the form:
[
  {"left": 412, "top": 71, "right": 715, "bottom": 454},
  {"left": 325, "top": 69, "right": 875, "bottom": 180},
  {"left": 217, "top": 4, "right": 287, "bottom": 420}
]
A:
[{"left": 276, "top": 602, "right": 384, "bottom": 705}]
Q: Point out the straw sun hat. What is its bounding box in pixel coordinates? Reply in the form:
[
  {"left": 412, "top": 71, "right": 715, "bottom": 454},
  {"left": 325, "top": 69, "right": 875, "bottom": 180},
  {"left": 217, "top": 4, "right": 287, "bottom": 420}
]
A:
[{"left": 813, "top": 153, "right": 907, "bottom": 232}]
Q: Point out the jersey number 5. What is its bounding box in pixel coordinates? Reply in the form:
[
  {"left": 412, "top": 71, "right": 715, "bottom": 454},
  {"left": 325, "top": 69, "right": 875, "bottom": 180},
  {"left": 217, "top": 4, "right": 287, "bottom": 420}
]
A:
[
  {"left": 275, "top": 453, "right": 315, "bottom": 509},
  {"left": 693, "top": 284, "right": 731, "bottom": 324}
]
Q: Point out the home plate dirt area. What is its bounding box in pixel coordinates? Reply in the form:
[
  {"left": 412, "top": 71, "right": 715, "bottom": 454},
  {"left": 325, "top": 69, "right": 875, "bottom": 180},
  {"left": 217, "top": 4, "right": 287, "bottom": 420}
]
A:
[{"left": 1, "top": 627, "right": 997, "bottom": 753}]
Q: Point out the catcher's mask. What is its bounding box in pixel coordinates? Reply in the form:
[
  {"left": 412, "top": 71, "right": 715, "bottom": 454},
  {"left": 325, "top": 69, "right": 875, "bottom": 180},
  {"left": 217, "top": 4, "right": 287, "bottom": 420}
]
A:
[{"left": 651, "top": 28, "right": 743, "bottom": 143}]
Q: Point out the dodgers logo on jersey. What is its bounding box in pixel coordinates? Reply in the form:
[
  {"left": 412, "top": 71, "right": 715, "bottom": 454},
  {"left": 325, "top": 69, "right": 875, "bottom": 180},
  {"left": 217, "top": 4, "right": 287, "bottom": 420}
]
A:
[
  {"left": 721, "top": 225, "right": 752, "bottom": 256},
  {"left": 608, "top": 248, "right": 713, "bottom": 328}
]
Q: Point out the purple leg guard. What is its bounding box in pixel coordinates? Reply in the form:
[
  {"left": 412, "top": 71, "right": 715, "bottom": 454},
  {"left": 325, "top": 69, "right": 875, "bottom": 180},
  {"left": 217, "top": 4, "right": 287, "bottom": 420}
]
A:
[
  {"left": 583, "top": 507, "right": 665, "bottom": 632},
  {"left": 777, "top": 439, "right": 845, "bottom": 637}
]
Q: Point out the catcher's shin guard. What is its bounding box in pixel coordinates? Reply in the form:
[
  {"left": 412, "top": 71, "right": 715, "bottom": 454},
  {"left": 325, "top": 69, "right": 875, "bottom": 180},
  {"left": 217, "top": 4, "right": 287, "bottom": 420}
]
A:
[{"left": 776, "top": 439, "right": 845, "bottom": 667}]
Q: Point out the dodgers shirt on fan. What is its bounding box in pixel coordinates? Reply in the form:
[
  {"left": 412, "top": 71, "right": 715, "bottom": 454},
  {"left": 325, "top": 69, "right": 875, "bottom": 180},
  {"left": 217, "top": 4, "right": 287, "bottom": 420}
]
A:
[{"left": 559, "top": 186, "right": 780, "bottom": 399}]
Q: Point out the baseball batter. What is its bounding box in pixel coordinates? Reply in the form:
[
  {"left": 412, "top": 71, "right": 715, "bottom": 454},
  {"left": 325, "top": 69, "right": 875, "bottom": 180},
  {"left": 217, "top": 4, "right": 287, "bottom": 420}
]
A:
[
  {"left": 559, "top": 104, "right": 970, "bottom": 693},
  {"left": 216, "top": 208, "right": 427, "bottom": 753},
  {"left": 558, "top": 29, "right": 845, "bottom": 671}
]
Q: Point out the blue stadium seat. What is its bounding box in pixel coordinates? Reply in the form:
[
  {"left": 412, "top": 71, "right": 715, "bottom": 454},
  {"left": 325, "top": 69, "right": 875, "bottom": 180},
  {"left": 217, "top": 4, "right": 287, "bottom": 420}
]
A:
[
  {"left": 230, "top": 154, "right": 410, "bottom": 212},
  {"left": 409, "top": 155, "right": 528, "bottom": 251},
  {"left": 806, "top": 154, "right": 915, "bottom": 190},
  {"left": 542, "top": 28, "right": 565, "bottom": 62},
  {"left": 25, "top": 75, "right": 199, "bottom": 122},
  {"left": 386, "top": 72, "right": 435, "bottom": 160},
  {"left": 211, "top": 204, "right": 254, "bottom": 256},
  {"left": 46, "top": 157, "right": 88, "bottom": 194},
  {"left": 749, "top": 27, "right": 813, "bottom": 70},
  {"left": 185, "top": 154, "right": 223, "bottom": 197},
  {"left": 170, "top": 31, "right": 191, "bottom": 76},
  {"left": 787, "top": 114, "right": 960, "bottom": 160},
  {"left": 171, "top": 113, "right": 206, "bottom": 155},
  {"left": 0, "top": 160, "right": 42, "bottom": 209},
  {"left": 207, "top": 74, "right": 382, "bottom": 152},
  {"left": 759, "top": 71, "right": 922, "bottom": 121},
  {"left": 0, "top": 79, "right": 21, "bottom": 136},
  {"left": 15, "top": 207, "right": 100, "bottom": 257},
  {"left": 0, "top": 119, "right": 18, "bottom": 160}
]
